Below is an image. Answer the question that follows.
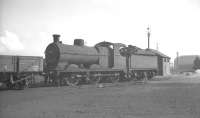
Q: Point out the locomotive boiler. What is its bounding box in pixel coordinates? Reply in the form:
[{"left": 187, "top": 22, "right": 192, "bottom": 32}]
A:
[{"left": 45, "top": 34, "right": 99, "bottom": 70}]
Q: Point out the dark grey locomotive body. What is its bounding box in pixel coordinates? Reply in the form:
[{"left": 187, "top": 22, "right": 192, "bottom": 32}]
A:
[
  {"left": 45, "top": 35, "right": 162, "bottom": 85},
  {"left": 45, "top": 41, "right": 99, "bottom": 70}
]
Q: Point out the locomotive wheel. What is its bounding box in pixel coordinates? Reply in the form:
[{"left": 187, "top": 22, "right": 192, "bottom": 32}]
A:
[
  {"left": 66, "top": 76, "right": 80, "bottom": 86},
  {"left": 110, "top": 76, "right": 120, "bottom": 83},
  {"left": 25, "top": 79, "right": 31, "bottom": 88},
  {"left": 89, "top": 76, "right": 101, "bottom": 84},
  {"left": 6, "top": 82, "right": 12, "bottom": 89},
  {"left": 13, "top": 83, "right": 20, "bottom": 89},
  {"left": 60, "top": 77, "right": 68, "bottom": 86}
]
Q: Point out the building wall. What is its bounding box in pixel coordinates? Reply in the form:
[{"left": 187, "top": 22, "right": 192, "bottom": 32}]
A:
[
  {"left": 163, "top": 61, "right": 171, "bottom": 75},
  {"left": 174, "top": 55, "right": 200, "bottom": 72},
  {"left": 158, "top": 57, "right": 171, "bottom": 76}
]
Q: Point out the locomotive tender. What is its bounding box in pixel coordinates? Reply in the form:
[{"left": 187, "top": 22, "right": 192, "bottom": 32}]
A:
[{"left": 45, "top": 34, "right": 164, "bottom": 85}]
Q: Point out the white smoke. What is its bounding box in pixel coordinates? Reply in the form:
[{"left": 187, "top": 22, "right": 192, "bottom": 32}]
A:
[{"left": 0, "top": 31, "right": 24, "bottom": 51}]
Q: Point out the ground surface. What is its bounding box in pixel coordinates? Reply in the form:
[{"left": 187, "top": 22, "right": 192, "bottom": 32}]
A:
[{"left": 1, "top": 74, "right": 200, "bottom": 118}]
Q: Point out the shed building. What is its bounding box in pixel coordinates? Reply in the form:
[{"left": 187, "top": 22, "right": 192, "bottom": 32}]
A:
[
  {"left": 146, "top": 49, "right": 171, "bottom": 76},
  {"left": 174, "top": 55, "right": 200, "bottom": 73}
]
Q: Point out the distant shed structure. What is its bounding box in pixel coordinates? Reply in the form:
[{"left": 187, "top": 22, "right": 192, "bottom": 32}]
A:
[
  {"left": 174, "top": 55, "right": 200, "bottom": 73},
  {"left": 146, "top": 49, "right": 171, "bottom": 76}
]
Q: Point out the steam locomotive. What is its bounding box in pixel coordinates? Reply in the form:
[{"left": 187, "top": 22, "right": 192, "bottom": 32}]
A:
[
  {"left": 44, "top": 34, "right": 170, "bottom": 85},
  {"left": 0, "top": 34, "right": 170, "bottom": 89}
]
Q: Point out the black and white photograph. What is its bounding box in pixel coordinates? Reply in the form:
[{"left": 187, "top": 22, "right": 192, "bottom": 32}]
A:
[{"left": 0, "top": 0, "right": 200, "bottom": 118}]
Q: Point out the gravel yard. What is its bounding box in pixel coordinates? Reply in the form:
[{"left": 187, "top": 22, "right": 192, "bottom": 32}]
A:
[{"left": 1, "top": 74, "right": 200, "bottom": 118}]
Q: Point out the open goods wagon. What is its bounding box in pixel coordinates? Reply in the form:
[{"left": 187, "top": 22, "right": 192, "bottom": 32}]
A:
[{"left": 0, "top": 55, "right": 43, "bottom": 89}]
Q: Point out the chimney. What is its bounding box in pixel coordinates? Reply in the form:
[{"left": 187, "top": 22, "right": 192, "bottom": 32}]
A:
[
  {"left": 53, "top": 34, "right": 60, "bottom": 43},
  {"left": 74, "top": 39, "right": 84, "bottom": 46}
]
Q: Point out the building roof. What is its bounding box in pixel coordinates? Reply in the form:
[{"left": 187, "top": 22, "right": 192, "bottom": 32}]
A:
[{"left": 146, "top": 49, "right": 170, "bottom": 58}]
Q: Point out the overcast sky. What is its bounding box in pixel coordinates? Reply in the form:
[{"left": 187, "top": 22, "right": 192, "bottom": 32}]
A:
[{"left": 0, "top": 0, "right": 200, "bottom": 61}]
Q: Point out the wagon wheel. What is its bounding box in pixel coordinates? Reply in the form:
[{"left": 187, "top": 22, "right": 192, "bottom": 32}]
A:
[
  {"left": 66, "top": 75, "right": 80, "bottom": 86},
  {"left": 13, "top": 82, "right": 25, "bottom": 90}
]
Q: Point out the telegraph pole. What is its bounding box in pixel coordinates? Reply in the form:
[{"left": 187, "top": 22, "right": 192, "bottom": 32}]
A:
[
  {"left": 176, "top": 51, "right": 179, "bottom": 70},
  {"left": 147, "top": 27, "right": 151, "bottom": 49},
  {"left": 156, "top": 42, "right": 159, "bottom": 51}
]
